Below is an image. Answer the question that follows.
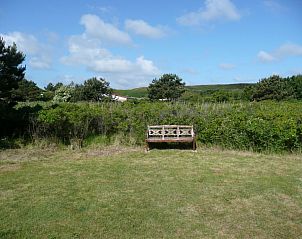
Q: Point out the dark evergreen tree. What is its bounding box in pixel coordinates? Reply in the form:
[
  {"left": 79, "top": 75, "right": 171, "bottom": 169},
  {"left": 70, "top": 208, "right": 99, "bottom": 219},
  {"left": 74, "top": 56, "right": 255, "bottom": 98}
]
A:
[
  {"left": 11, "top": 79, "right": 42, "bottom": 101},
  {"left": 0, "top": 37, "right": 26, "bottom": 138},
  {"left": 289, "top": 75, "right": 302, "bottom": 100},
  {"left": 148, "top": 74, "right": 185, "bottom": 101},
  {"left": 70, "top": 84, "right": 85, "bottom": 102},
  {"left": 252, "top": 75, "right": 293, "bottom": 101},
  {"left": 0, "top": 37, "right": 26, "bottom": 104},
  {"left": 82, "top": 77, "right": 112, "bottom": 101}
]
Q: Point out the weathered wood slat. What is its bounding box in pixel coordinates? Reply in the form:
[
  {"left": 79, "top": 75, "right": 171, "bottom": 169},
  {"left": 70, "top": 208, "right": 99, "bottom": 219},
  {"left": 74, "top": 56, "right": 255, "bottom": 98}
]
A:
[{"left": 146, "top": 125, "right": 196, "bottom": 151}]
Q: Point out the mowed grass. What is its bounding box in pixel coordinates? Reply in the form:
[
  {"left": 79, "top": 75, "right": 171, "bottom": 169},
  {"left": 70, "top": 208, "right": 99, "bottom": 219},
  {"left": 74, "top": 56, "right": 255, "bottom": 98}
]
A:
[{"left": 0, "top": 147, "right": 301, "bottom": 238}]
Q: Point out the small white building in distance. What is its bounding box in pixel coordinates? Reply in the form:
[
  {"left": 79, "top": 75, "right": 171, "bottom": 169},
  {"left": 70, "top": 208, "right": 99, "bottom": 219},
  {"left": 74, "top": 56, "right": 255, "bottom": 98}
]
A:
[{"left": 112, "top": 94, "right": 127, "bottom": 102}]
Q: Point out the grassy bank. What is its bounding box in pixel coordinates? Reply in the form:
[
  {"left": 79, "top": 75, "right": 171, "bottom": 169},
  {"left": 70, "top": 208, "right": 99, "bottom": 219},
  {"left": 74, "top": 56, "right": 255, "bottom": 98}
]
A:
[{"left": 0, "top": 147, "right": 301, "bottom": 238}]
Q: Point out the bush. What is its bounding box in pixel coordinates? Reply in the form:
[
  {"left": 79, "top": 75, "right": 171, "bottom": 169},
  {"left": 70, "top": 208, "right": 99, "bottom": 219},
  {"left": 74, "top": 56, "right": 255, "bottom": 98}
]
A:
[{"left": 25, "top": 101, "right": 302, "bottom": 152}]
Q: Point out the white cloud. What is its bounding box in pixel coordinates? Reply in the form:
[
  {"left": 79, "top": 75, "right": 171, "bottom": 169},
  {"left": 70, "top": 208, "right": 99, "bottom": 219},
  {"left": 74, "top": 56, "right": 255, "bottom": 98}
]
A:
[
  {"left": 263, "top": 0, "right": 285, "bottom": 12},
  {"left": 258, "top": 43, "right": 302, "bottom": 62},
  {"left": 45, "top": 31, "right": 60, "bottom": 43},
  {"left": 219, "top": 63, "right": 235, "bottom": 70},
  {"left": 61, "top": 35, "right": 111, "bottom": 66},
  {"left": 1, "top": 31, "right": 52, "bottom": 69},
  {"left": 177, "top": 0, "right": 241, "bottom": 26},
  {"left": 62, "top": 14, "right": 161, "bottom": 88},
  {"left": 257, "top": 51, "right": 276, "bottom": 62},
  {"left": 2, "top": 32, "right": 39, "bottom": 54},
  {"left": 125, "top": 19, "right": 167, "bottom": 39},
  {"left": 61, "top": 34, "right": 160, "bottom": 88},
  {"left": 88, "top": 4, "right": 114, "bottom": 14},
  {"left": 276, "top": 43, "right": 302, "bottom": 57},
  {"left": 30, "top": 56, "right": 52, "bottom": 69},
  {"left": 80, "top": 14, "right": 132, "bottom": 45},
  {"left": 98, "top": 6, "right": 113, "bottom": 13}
]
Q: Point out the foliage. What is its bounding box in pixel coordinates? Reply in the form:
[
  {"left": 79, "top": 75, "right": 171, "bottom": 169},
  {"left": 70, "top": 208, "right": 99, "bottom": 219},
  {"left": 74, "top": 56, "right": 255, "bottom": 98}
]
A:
[
  {"left": 0, "top": 37, "right": 26, "bottom": 104},
  {"left": 248, "top": 75, "right": 302, "bottom": 101},
  {"left": 73, "top": 77, "right": 113, "bottom": 102},
  {"left": 35, "top": 103, "right": 101, "bottom": 146},
  {"left": 53, "top": 85, "right": 73, "bottom": 103},
  {"left": 242, "top": 85, "right": 256, "bottom": 101},
  {"left": 148, "top": 74, "right": 185, "bottom": 101},
  {"left": 42, "top": 82, "right": 65, "bottom": 101},
  {"left": 11, "top": 79, "right": 42, "bottom": 102},
  {"left": 179, "top": 90, "right": 203, "bottom": 102},
  {"left": 252, "top": 75, "right": 292, "bottom": 101},
  {"left": 289, "top": 75, "right": 302, "bottom": 99},
  {"left": 211, "top": 90, "right": 231, "bottom": 102},
  {"left": 82, "top": 77, "right": 112, "bottom": 101},
  {"left": 26, "top": 101, "right": 302, "bottom": 152},
  {"left": 69, "top": 83, "right": 84, "bottom": 102},
  {"left": 0, "top": 37, "right": 26, "bottom": 138},
  {"left": 44, "top": 82, "right": 63, "bottom": 92},
  {"left": 68, "top": 77, "right": 112, "bottom": 102}
]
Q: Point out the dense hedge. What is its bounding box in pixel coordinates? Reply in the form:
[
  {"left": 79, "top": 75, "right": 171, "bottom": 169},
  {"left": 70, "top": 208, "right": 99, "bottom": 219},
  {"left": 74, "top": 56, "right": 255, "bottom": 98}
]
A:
[{"left": 25, "top": 101, "right": 302, "bottom": 152}]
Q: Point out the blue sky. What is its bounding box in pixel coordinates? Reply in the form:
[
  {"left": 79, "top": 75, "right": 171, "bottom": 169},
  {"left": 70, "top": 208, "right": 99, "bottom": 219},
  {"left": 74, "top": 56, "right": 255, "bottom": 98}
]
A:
[{"left": 1, "top": 0, "right": 301, "bottom": 89}]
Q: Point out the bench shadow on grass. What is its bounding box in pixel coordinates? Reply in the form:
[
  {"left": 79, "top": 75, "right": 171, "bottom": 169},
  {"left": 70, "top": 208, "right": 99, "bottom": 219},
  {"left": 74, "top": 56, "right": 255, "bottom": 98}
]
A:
[{"left": 147, "top": 142, "right": 195, "bottom": 151}]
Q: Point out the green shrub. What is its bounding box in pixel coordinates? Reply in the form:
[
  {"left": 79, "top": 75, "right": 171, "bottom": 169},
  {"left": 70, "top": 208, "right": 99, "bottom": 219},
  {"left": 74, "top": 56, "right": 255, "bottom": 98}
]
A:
[{"left": 24, "top": 101, "right": 302, "bottom": 152}]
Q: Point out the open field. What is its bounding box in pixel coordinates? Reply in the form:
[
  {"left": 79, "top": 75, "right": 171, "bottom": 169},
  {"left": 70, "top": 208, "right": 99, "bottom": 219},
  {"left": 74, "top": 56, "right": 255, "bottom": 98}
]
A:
[{"left": 0, "top": 146, "right": 301, "bottom": 238}]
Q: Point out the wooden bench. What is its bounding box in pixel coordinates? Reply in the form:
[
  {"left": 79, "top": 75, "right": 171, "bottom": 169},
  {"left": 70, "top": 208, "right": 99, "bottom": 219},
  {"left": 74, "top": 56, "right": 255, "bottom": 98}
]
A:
[{"left": 145, "top": 125, "right": 196, "bottom": 151}]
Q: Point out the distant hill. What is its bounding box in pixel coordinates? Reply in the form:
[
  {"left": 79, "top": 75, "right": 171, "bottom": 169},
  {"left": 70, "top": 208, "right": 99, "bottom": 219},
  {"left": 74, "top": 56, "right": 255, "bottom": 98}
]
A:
[
  {"left": 113, "top": 83, "right": 254, "bottom": 98},
  {"left": 113, "top": 87, "right": 148, "bottom": 98},
  {"left": 186, "top": 83, "right": 253, "bottom": 92}
]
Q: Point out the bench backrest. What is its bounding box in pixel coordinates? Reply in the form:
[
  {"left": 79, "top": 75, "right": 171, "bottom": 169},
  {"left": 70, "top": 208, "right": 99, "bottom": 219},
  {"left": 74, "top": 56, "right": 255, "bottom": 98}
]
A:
[{"left": 147, "top": 125, "right": 194, "bottom": 140}]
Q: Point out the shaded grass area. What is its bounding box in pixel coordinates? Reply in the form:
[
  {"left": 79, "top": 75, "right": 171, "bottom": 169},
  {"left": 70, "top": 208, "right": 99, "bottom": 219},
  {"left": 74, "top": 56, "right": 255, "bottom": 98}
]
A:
[{"left": 0, "top": 147, "right": 301, "bottom": 238}]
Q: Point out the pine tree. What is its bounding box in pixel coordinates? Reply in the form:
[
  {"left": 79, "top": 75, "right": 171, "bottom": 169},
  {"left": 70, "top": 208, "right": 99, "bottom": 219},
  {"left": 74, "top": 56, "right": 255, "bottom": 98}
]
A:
[
  {"left": 0, "top": 37, "right": 26, "bottom": 104},
  {"left": 148, "top": 74, "right": 185, "bottom": 101}
]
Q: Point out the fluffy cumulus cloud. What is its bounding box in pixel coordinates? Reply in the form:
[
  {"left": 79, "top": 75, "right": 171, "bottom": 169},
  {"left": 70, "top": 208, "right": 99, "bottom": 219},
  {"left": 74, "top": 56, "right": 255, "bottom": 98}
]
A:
[
  {"left": 125, "top": 19, "right": 167, "bottom": 39},
  {"left": 62, "top": 15, "right": 160, "bottom": 88},
  {"left": 177, "top": 0, "right": 241, "bottom": 26},
  {"left": 1, "top": 32, "right": 52, "bottom": 69},
  {"left": 258, "top": 43, "right": 302, "bottom": 62},
  {"left": 80, "top": 14, "right": 132, "bottom": 45}
]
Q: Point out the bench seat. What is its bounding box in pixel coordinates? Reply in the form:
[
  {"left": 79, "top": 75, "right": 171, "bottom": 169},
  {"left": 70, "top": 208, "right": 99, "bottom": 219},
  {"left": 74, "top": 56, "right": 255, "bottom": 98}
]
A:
[
  {"left": 145, "top": 125, "right": 196, "bottom": 151},
  {"left": 146, "top": 137, "right": 194, "bottom": 143}
]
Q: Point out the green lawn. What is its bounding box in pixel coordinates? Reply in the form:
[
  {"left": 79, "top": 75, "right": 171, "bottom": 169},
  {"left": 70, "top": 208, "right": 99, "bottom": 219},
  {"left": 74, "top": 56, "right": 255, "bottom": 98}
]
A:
[{"left": 0, "top": 147, "right": 301, "bottom": 238}]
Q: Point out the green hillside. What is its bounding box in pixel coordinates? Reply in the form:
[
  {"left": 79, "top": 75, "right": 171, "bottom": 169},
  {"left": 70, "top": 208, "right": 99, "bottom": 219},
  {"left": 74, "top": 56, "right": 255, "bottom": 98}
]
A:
[
  {"left": 186, "top": 83, "right": 253, "bottom": 92},
  {"left": 113, "top": 87, "right": 148, "bottom": 98},
  {"left": 113, "top": 83, "right": 254, "bottom": 98}
]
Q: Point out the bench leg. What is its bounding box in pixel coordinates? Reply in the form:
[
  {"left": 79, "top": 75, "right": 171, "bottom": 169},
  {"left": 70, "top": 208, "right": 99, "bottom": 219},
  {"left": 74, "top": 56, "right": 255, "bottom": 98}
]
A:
[
  {"left": 193, "top": 139, "right": 197, "bottom": 151},
  {"left": 145, "top": 141, "right": 150, "bottom": 152}
]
